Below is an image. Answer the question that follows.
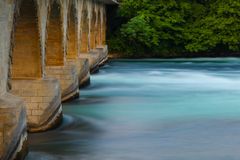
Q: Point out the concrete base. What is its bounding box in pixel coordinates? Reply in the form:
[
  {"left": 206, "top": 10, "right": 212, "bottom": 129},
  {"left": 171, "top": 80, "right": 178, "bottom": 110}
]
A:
[
  {"left": 67, "top": 58, "right": 91, "bottom": 88},
  {"left": 79, "top": 52, "right": 100, "bottom": 73},
  {"left": 78, "top": 59, "right": 91, "bottom": 87},
  {"left": 96, "top": 45, "right": 108, "bottom": 66},
  {"left": 0, "top": 93, "right": 28, "bottom": 160},
  {"left": 80, "top": 45, "right": 108, "bottom": 74},
  {"left": 46, "top": 65, "right": 79, "bottom": 102},
  {"left": 11, "top": 78, "right": 63, "bottom": 132}
]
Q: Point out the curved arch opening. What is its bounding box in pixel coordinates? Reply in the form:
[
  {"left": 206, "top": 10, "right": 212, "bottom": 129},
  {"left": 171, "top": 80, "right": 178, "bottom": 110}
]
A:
[
  {"left": 12, "top": 0, "right": 42, "bottom": 79},
  {"left": 46, "top": 0, "right": 64, "bottom": 66},
  {"left": 90, "top": 5, "right": 96, "bottom": 50},
  {"left": 80, "top": 1, "right": 89, "bottom": 53},
  {"left": 102, "top": 5, "right": 107, "bottom": 45},
  {"left": 67, "top": 3, "right": 78, "bottom": 60},
  {"left": 97, "top": 6, "right": 102, "bottom": 46}
]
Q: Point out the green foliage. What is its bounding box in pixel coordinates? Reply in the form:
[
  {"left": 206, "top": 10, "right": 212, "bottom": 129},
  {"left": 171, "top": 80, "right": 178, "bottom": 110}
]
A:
[
  {"left": 185, "top": 0, "right": 240, "bottom": 52},
  {"left": 108, "top": 0, "right": 240, "bottom": 57}
]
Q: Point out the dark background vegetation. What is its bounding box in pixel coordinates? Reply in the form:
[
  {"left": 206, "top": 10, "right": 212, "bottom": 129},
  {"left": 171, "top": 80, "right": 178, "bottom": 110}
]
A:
[{"left": 107, "top": 0, "right": 240, "bottom": 58}]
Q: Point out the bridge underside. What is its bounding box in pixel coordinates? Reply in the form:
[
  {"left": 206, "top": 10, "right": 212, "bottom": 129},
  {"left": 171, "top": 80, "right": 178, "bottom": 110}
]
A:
[{"left": 0, "top": 0, "right": 112, "bottom": 159}]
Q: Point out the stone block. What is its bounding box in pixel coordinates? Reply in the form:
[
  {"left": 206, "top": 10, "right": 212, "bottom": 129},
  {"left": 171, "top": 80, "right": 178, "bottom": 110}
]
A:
[
  {"left": 31, "top": 97, "right": 43, "bottom": 103},
  {"left": 46, "top": 64, "right": 79, "bottom": 102},
  {"left": 31, "top": 110, "right": 44, "bottom": 116},
  {"left": 0, "top": 93, "right": 27, "bottom": 160},
  {"left": 67, "top": 58, "right": 91, "bottom": 87},
  {"left": 28, "top": 116, "right": 39, "bottom": 124},
  {"left": 79, "top": 52, "right": 100, "bottom": 72},
  {"left": 26, "top": 103, "right": 39, "bottom": 110},
  {"left": 10, "top": 78, "right": 63, "bottom": 132}
]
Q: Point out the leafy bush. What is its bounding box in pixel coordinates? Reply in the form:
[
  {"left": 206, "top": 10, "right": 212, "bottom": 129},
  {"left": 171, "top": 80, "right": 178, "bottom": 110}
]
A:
[{"left": 108, "top": 0, "right": 240, "bottom": 57}]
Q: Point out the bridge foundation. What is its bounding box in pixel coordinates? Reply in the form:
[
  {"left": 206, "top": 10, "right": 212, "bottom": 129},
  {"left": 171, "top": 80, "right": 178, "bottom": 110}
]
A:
[
  {"left": 11, "top": 79, "right": 62, "bottom": 132},
  {"left": 0, "top": 94, "right": 28, "bottom": 160},
  {"left": 10, "top": 0, "right": 63, "bottom": 132},
  {"left": 0, "top": 1, "right": 28, "bottom": 159},
  {"left": 46, "top": 0, "right": 79, "bottom": 101},
  {"left": 67, "top": 1, "right": 91, "bottom": 87},
  {"left": 79, "top": 1, "right": 108, "bottom": 73}
]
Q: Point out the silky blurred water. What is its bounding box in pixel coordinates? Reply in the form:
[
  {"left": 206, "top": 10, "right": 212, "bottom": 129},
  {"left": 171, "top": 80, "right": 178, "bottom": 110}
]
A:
[{"left": 27, "top": 58, "right": 240, "bottom": 160}]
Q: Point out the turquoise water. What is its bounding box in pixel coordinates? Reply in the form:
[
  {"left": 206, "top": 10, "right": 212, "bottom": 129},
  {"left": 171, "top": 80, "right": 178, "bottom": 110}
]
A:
[{"left": 27, "top": 59, "right": 240, "bottom": 160}]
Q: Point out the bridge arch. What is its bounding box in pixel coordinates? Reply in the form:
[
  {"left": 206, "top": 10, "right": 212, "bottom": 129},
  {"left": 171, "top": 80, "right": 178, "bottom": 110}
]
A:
[
  {"left": 90, "top": 1, "right": 97, "bottom": 50},
  {"left": 96, "top": 3, "right": 102, "bottom": 47},
  {"left": 80, "top": 0, "right": 89, "bottom": 53},
  {"left": 46, "top": 0, "right": 64, "bottom": 66},
  {"left": 12, "top": 0, "right": 42, "bottom": 79}
]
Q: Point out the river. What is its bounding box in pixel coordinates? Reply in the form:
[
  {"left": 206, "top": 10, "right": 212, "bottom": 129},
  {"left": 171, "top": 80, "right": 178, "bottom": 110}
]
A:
[{"left": 26, "top": 58, "right": 240, "bottom": 160}]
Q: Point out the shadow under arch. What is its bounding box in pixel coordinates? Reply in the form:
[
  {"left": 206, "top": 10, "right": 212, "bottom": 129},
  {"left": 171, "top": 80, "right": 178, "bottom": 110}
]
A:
[
  {"left": 67, "top": 1, "right": 78, "bottom": 60},
  {"left": 46, "top": 0, "right": 64, "bottom": 66},
  {"left": 80, "top": 0, "right": 89, "bottom": 53},
  {"left": 90, "top": 1, "right": 96, "bottom": 50},
  {"left": 12, "top": 0, "right": 42, "bottom": 79}
]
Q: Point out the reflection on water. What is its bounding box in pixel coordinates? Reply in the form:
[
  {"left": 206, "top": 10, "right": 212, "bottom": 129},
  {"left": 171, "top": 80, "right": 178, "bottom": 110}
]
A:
[{"left": 27, "top": 58, "right": 240, "bottom": 160}]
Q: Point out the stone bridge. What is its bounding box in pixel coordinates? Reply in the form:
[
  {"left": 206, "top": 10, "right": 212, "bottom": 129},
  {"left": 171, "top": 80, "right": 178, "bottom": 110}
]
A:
[{"left": 0, "top": 0, "right": 116, "bottom": 159}]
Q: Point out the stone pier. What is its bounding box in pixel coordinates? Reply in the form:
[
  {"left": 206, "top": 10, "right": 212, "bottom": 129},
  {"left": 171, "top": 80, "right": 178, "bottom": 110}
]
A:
[
  {"left": 79, "top": 0, "right": 99, "bottom": 72},
  {"left": 67, "top": 1, "right": 91, "bottom": 87},
  {"left": 0, "top": 1, "right": 28, "bottom": 159},
  {"left": 97, "top": 3, "right": 109, "bottom": 65},
  {"left": 79, "top": 0, "right": 109, "bottom": 73},
  {"left": 46, "top": 0, "right": 79, "bottom": 101},
  {"left": 10, "top": 0, "right": 62, "bottom": 132}
]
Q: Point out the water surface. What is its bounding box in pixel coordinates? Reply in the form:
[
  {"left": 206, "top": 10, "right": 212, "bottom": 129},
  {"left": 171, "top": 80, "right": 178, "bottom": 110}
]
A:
[{"left": 27, "top": 58, "right": 240, "bottom": 160}]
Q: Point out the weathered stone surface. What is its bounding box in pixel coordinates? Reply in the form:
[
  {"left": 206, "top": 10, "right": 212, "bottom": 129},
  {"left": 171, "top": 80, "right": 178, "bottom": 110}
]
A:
[
  {"left": 12, "top": 0, "right": 42, "bottom": 79},
  {"left": 79, "top": 52, "right": 100, "bottom": 73},
  {"left": 0, "top": 0, "right": 15, "bottom": 95},
  {"left": 79, "top": 45, "right": 108, "bottom": 73},
  {"left": 46, "top": 0, "right": 65, "bottom": 67},
  {"left": 78, "top": 58, "right": 91, "bottom": 87},
  {"left": 46, "top": 65, "right": 79, "bottom": 102},
  {"left": 100, "top": 3, "right": 107, "bottom": 45},
  {"left": 67, "top": 2, "right": 78, "bottom": 60},
  {"left": 80, "top": 0, "right": 89, "bottom": 54},
  {"left": 66, "top": 2, "right": 90, "bottom": 87},
  {"left": 0, "top": 1, "right": 28, "bottom": 159},
  {"left": 67, "top": 58, "right": 91, "bottom": 87},
  {"left": 0, "top": 93, "right": 27, "bottom": 160},
  {"left": 10, "top": 78, "right": 62, "bottom": 132},
  {"left": 90, "top": 8, "right": 97, "bottom": 50},
  {"left": 96, "top": 45, "right": 109, "bottom": 65}
]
